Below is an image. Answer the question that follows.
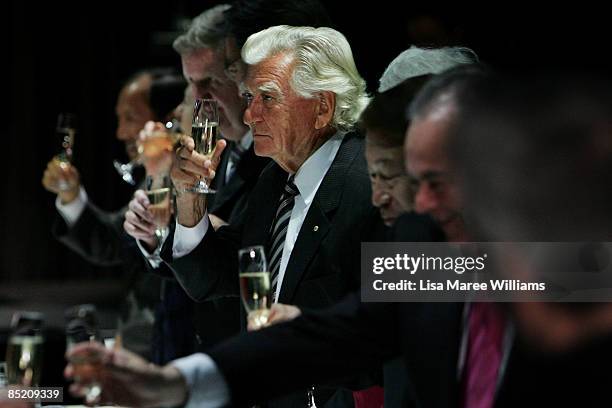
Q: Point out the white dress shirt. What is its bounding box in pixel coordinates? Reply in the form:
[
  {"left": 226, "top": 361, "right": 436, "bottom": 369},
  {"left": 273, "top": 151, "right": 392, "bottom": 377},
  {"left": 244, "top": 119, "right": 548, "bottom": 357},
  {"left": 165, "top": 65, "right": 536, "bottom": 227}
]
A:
[
  {"left": 171, "top": 353, "right": 230, "bottom": 408},
  {"left": 170, "top": 131, "right": 345, "bottom": 408},
  {"left": 55, "top": 187, "right": 88, "bottom": 227}
]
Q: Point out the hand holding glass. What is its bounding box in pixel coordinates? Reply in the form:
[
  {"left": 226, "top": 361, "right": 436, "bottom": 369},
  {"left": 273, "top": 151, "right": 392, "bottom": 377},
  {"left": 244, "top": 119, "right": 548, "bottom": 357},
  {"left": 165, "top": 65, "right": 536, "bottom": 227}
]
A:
[
  {"left": 114, "top": 120, "right": 181, "bottom": 185},
  {"left": 65, "top": 305, "right": 103, "bottom": 405}
]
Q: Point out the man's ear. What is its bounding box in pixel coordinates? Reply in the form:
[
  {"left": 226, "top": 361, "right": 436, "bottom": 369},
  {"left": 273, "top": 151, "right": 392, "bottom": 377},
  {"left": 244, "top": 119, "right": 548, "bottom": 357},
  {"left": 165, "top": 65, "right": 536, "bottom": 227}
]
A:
[{"left": 315, "top": 91, "right": 335, "bottom": 130}]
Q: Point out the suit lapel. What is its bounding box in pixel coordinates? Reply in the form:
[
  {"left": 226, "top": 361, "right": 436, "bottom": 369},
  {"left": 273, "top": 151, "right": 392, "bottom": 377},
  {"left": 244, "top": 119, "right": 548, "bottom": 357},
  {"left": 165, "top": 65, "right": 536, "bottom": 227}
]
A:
[
  {"left": 210, "top": 145, "right": 269, "bottom": 219},
  {"left": 279, "top": 134, "right": 361, "bottom": 303},
  {"left": 242, "top": 163, "right": 287, "bottom": 248},
  {"left": 211, "top": 147, "right": 245, "bottom": 215},
  {"left": 206, "top": 142, "right": 231, "bottom": 212}
]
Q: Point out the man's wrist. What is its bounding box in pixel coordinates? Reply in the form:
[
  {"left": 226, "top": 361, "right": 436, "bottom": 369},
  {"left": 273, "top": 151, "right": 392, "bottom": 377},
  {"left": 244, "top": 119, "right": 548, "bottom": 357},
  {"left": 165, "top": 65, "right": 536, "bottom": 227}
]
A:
[
  {"left": 140, "top": 237, "right": 158, "bottom": 253},
  {"left": 59, "top": 186, "right": 80, "bottom": 204},
  {"left": 176, "top": 194, "right": 207, "bottom": 227}
]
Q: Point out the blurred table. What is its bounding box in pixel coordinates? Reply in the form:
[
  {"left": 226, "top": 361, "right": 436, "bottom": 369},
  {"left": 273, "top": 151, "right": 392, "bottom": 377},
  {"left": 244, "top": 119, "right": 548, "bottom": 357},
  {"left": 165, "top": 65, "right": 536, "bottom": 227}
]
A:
[
  {"left": 0, "top": 279, "right": 126, "bottom": 402},
  {"left": 0, "top": 280, "right": 125, "bottom": 329}
]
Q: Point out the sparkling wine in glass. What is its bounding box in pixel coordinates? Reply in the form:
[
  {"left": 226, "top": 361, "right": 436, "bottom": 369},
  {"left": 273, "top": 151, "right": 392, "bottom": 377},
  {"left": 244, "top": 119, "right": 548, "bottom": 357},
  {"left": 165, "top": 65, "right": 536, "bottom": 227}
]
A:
[
  {"left": 185, "top": 98, "right": 218, "bottom": 194},
  {"left": 238, "top": 246, "right": 271, "bottom": 327},
  {"left": 54, "top": 112, "right": 77, "bottom": 191},
  {"left": 145, "top": 174, "right": 173, "bottom": 262},
  {"left": 5, "top": 311, "right": 44, "bottom": 387}
]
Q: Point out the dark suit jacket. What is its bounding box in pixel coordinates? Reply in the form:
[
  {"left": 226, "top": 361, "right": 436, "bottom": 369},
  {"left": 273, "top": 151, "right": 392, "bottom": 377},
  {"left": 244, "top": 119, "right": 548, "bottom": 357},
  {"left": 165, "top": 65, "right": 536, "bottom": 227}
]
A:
[
  {"left": 168, "top": 133, "right": 375, "bottom": 304},
  {"left": 52, "top": 201, "right": 161, "bottom": 309},
  {"left": 166, "top": 132, "right": 378, "bottom": 407},
  {"left": 208, "top": 284, "right": 612, "bottom": 407},
  {"left": 52, "top": 201, "right": 163, "bottom": 360},
  {"left": 208, "top": 140, "right": 270, "bottom": 223},
  {"left": 188, "top": 142, "right": 270, "bottom": 351}
]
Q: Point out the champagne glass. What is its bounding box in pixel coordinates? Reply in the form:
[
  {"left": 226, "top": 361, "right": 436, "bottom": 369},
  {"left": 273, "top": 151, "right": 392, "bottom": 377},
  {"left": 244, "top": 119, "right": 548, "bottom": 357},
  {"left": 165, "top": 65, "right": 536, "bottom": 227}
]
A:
[
  {"left": 185, "top": 98, "right": 219, "bottom": 194},
  {"left": 238, "top": 246, "right": 271, "bottom": 327},
  {"left": 65, "top": 304, "right": 103, "bottom": 405},
  {"left": 5, "top": 311, "right": 44, "bottom": 387},
  {"left": 54, "top": 112, "right": 77, "bottom": 191},
  {"left": 145, "top": 174, "right": 173, "bottom": 262},
  {"left": 113, "top": 120, "right": 181, "bottom": 185}
]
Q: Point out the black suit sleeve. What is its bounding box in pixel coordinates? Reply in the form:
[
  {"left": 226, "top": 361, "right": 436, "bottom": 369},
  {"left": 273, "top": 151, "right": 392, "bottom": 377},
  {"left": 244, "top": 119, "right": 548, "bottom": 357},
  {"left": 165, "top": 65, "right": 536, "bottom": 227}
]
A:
[
  {"left": 208, "top": 293, "right": 401, "bottom": 407},
  {"left": 162, "top": 217, "right": 243, "bottom": 302},
  {"left": 53, "top": 202, "right": 133, "bottom": 266}
]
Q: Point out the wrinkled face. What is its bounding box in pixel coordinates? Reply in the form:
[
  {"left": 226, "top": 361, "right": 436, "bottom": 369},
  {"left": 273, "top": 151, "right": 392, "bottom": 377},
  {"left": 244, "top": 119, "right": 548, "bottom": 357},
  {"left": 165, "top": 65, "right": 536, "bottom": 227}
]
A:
[
  {"left": 115, "top": 75, "right": 155, "bottom": 159},
  {"left": 242, "top": 53, "right": 321, "bottom": 169},
  {"left": 404, "top": 108, "right": 466, "bottom": 241},
  {"left": 181, "top": 47, "right": 248, "bottom": 141},
  {"left": 365, "top": 132, "right": 412, "bottom": 226}
]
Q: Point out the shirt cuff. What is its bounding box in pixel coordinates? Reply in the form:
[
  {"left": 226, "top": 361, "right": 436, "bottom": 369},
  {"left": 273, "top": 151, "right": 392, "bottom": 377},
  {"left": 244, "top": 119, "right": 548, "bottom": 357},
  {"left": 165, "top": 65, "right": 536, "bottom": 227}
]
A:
[
  {"left": 171, "top": 353, "right": 230, "bottom": 408},
  {"left": 136, "top": 239, "right": 162, "bottom": 268},
  {"left": 172, "top": 213, "right": 210, "bottom": 259},
  {"left": 55, "top": 187, "right": 87, "bottom": 228}
]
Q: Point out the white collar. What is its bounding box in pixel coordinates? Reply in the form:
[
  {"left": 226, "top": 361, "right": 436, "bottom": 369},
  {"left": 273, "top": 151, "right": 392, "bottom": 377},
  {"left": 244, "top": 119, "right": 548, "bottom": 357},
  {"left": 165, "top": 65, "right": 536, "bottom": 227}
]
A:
[{"left": 239, "top": 130, "right": 253, "bottom": 150}]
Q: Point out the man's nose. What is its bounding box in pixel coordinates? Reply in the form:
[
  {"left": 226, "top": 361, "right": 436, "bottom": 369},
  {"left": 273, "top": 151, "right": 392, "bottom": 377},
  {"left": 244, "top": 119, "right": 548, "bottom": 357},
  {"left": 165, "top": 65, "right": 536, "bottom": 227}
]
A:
[
  {"left": 243, "top": 98, "right": 262, "bottom": 126},
  {"left": 372, "top": 183, "right": 392, "bottom": 208}
]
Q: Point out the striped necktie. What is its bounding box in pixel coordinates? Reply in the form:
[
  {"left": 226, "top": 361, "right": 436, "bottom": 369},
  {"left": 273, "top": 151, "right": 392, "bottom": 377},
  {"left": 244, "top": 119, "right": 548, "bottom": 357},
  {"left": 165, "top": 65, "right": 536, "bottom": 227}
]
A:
[{"left": 267, "top": 175, "right": 300, "bottom": 301}]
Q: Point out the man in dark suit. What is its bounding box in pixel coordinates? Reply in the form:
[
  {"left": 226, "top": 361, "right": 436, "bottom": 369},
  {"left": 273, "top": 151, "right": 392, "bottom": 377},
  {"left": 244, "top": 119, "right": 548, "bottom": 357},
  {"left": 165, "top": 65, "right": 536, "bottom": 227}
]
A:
[
  {"left": 42, "top": 69, "right": 186, "bottom": 360},
  {"left": 164, "top": 25, "right": 375, "bottom": 407},
  {"left": 124, "top": 1, "right": 333, "bottom": 355}
]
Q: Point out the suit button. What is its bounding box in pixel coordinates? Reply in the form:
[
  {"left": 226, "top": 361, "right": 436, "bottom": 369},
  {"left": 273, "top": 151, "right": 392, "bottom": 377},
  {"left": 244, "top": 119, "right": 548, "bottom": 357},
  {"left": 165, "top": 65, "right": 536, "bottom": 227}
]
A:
[{"left": 313, "top": 225, "right": 319, "bottom": 232}]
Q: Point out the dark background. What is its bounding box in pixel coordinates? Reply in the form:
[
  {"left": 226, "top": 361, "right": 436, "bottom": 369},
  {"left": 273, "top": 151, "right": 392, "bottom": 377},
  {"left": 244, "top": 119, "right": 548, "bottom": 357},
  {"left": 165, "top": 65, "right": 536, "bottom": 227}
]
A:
[
  {"left": 4, "top": 1, "right": 610, "bottom": 283},
  {"left": 2, "top": 0, "right": 610, "bottom": 394}
]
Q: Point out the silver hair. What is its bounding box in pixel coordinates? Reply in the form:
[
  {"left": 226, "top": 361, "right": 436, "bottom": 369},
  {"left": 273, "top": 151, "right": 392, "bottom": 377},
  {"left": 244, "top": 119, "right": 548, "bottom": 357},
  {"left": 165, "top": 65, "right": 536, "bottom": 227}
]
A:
[
  {"left": 378, "top": 46, "right": 478, "bottom": 93},
  {"left": 241, "top": 25, "right": 371, "bottom": 132},
  {"left": 172, "top": 4, "right": 230, "bottom": 54}
]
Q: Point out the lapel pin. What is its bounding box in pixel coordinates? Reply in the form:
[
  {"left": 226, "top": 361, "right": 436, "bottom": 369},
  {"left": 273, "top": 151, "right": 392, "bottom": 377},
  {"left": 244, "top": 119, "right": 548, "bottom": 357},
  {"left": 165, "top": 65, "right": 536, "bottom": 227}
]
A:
[{"left": 313, "top": 225, "right": 319, "bottom": 232}]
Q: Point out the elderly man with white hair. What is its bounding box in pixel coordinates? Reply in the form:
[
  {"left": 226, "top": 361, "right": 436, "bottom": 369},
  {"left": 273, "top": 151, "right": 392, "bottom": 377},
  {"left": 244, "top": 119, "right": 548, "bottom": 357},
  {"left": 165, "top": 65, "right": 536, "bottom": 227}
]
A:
[
  {"left": 168, "top": 25, "right": 372, "bottom": 320},
  {"left": 85, "top": 25, "right": 376, "bottom": 408}
]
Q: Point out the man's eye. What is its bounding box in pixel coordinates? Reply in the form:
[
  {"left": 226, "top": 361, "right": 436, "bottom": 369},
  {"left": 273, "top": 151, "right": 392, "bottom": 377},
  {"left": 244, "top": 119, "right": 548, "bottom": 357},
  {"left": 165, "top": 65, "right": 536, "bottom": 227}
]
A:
[
  {"left": 242, "top": 92, "right": 253, "bottom": 101},
  {"left": 262, "top": 94, "right": 274, "bottom": 102},
  {"left": 379, "top": 173, "right": 403, "bottom": 181}
]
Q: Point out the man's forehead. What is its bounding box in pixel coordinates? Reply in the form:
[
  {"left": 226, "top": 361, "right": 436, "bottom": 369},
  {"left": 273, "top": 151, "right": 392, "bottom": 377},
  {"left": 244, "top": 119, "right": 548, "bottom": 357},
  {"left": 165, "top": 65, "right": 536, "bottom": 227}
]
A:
[
  {"left": 244, "top": 53, "right": 295, "bottom": 86},
  {"left": 182, "top": 48, "right": 224, "bottom": 74}
]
